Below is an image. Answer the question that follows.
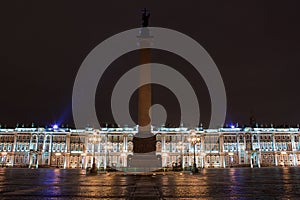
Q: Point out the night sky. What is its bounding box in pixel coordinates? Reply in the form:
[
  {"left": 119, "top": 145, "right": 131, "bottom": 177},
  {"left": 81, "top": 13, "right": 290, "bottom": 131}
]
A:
[{"left": 1, "top": 1, "right": 300, "bottom": 128}]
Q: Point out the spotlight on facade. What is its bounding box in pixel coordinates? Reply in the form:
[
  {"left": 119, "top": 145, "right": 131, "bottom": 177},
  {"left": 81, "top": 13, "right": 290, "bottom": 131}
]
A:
[{"left": 53, "top": 124, "right": 58, "bottom": 129}]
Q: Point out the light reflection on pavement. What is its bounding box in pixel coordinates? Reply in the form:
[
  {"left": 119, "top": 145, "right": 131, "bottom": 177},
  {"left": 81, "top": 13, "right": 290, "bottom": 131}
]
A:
[{"left": 0, "top": 167, "right": 300, "bottom": 199}]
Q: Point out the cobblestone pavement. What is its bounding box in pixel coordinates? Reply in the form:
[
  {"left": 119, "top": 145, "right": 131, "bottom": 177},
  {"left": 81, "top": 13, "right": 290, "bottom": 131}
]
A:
[{"left": 0, "top": 167, "right": 300, "bottom": 199}]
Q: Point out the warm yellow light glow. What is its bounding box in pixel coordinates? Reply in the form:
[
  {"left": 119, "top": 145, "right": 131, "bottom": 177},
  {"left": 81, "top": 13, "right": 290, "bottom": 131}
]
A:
[
  {"left": 89, "top": 134, "right": 101, "bottom": 143},
  {"left": 189, "top": 131, "right": 200, "bottom": 145}
]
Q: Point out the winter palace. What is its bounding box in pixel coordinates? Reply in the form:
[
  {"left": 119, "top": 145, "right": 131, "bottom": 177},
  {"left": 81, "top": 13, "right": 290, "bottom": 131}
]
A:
[{"left": 0, "top": 126, "right": 300, "bottom": 170}]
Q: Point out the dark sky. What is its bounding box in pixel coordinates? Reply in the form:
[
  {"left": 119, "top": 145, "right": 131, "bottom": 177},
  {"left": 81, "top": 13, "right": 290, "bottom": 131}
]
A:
[{"left": 1, "top": 1, "right": 300, "bottom": 128}]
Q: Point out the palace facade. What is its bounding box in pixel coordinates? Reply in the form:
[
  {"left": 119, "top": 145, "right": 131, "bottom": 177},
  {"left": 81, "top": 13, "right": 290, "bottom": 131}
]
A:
[{"left": 0, "top": 126, "right": 300, "bottom": 169}]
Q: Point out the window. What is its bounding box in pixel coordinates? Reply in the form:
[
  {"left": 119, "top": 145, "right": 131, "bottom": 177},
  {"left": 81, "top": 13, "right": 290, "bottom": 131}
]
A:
[
  {"left": 7, "top": 144, "right": 11, "bottom": 151},
  {"left": 52, "top": 143, "right": 56, "bottom": 152},
  {"left": 156, "top": 134, "right": 161, "bottom": 141},
  {"left": 128, "top": 134, "right": 133, "bottom": 141}
]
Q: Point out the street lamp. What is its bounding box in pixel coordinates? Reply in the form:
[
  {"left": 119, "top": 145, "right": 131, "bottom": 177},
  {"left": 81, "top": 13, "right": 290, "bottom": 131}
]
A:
[
  {"left": 89, "top": 132, "right": 101, "bottom": 173},
  {"left": 188, "top": 130, "right": 200, "bottom": 173}
]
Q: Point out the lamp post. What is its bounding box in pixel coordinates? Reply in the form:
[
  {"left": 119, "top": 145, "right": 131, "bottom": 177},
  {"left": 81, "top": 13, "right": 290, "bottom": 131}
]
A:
[
  {"left": 36, "top": 150, "right": 40, "bottom": 169},
  {"left": 89, "top": 132, "right": 101, "bottom": 173},
  {"left": 106, "top": 143, "right": 112, "bottom": 169},
  {"left": 188, "top": 130, "right": 200, "bottom": 173},
  {"left": 177, "top": 142, "right": 183, "bottom": 170},
  {"left": 29, "top": 149, "right": 33, "bottom": 168}
]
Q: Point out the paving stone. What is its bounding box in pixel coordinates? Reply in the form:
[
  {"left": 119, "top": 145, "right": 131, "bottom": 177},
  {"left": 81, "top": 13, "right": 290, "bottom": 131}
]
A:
[{"left": 0, "top": 168, "right": 299, "bottom": 199}]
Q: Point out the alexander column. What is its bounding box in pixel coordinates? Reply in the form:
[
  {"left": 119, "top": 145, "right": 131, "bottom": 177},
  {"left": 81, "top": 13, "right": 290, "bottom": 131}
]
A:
[
  {"left": 133, "top": 8, "right": 156, "bottom": 153},
  {"left": 138, "top": 8, "right": 152, "bottom": 134}
]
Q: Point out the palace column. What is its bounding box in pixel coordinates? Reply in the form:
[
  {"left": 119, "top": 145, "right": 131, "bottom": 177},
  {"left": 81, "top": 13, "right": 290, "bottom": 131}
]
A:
[
  {"left": 257, "top": 151, "right": 261, "bottom": 168},
  {"left": 12, "top": 133, "right": 17, "bottom": 166},
  {"left": 65, "top": 133, "right": 71, "bottom": 168},
  {"left": 201, "top": 134, "right": 205, "bottom": 168},
  {"left": 123, "top": 135, "right": 127, "bottom": 152},
  {"left": 48, "top": 135, "right": 52, "bottom": 166},
  {"left": 219, "top": 134, "right": 226, "bottom": 168},
  {"left": 273, "top": 133, "right": 278, "bottom": 166},
  {"left": 291, "top": 133, "right": 297, "bottom": 166}
]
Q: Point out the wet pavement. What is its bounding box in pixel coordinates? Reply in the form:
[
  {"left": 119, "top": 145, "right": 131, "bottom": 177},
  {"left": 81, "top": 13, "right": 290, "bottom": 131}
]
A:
[{"left": 0, "top": 167, "right": 300, "bottom": 199}]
